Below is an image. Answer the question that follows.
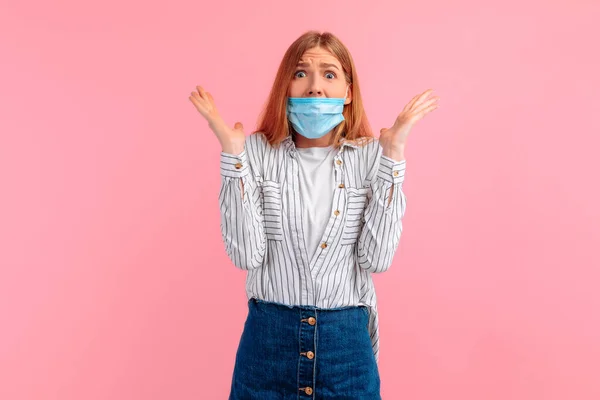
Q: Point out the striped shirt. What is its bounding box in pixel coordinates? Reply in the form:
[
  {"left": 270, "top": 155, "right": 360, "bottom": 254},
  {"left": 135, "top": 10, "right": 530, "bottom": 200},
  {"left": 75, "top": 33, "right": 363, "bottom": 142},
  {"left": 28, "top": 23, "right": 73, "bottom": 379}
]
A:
[{"left": 219, "top": 132, "right": 407, "bottom": 363}]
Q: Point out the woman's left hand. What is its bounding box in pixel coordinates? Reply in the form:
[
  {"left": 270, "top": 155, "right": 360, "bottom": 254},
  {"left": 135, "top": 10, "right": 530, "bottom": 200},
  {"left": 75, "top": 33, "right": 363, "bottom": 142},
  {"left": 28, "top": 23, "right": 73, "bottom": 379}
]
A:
[{"left": 379, "top": 89, "right": 439, "bottom": 157}]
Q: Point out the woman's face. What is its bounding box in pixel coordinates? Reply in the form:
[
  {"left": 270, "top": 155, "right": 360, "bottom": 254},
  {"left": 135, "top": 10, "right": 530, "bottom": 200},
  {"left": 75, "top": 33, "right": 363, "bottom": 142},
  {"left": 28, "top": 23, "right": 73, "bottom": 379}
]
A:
[{"left": 288, "top": 46, "right": 352, "bottom": 105}]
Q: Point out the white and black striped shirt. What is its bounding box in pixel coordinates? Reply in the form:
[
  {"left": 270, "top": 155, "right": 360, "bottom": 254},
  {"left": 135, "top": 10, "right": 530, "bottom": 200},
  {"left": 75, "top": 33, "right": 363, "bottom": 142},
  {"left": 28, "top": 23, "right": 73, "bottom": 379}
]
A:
[{"left": 219, "top": 132, "right": 407, "bottom": 363}]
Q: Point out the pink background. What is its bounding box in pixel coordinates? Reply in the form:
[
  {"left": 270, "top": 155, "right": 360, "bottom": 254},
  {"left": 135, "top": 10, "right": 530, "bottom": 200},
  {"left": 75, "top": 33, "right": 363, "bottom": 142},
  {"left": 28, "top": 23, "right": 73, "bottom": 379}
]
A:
[{"left": 1, "top": 1, "right": 599, "bottom": 399}]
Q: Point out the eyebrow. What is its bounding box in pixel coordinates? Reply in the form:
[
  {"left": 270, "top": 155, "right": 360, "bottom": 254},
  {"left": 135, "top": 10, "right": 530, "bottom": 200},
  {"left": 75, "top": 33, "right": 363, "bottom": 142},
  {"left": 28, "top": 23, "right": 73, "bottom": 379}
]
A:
[{"left": 296, "top": 61, "right": 340, "bottom": 71}]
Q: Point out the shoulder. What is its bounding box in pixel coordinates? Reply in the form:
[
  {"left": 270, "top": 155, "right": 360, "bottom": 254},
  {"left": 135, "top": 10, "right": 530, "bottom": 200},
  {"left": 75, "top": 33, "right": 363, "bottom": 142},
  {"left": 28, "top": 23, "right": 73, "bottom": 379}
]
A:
[
  {"left": 243, "top": 132, "right": 274, "bottom": 176},
  {"left": 351, "top": 136, "right": 384, "bottom": 160},
  {"left": 244, "top": 131, "right": 272, "bottom": 158},
  {"left": 346, "top": 137, "right": 384, "bottom": 183},
  {"left": 247, "top": 131, "right": 268, "bottom": 147}
]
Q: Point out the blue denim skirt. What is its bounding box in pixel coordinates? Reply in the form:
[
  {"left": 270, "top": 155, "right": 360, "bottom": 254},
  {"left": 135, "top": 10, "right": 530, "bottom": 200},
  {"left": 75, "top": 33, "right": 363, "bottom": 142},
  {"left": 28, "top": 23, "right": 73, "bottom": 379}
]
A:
[{"left": 228, "top": 297, "right": 381, "bottom": 399}]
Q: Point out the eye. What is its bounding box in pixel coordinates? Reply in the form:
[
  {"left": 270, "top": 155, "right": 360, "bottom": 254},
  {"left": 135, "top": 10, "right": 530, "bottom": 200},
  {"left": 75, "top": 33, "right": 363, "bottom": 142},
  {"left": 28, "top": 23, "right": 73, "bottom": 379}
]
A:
[
  {"left": 325, "top": 72, "right": 336, "bottom": 79},
  {"left": 294, "top": 71, "right": 306, "bottom": 78}
]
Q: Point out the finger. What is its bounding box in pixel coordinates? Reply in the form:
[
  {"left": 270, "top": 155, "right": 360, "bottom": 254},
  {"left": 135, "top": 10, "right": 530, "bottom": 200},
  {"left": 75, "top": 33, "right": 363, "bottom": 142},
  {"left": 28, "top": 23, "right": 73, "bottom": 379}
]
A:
[
  {"left": 380, "top": 128, "right": 387, "bottom": 134},
  {"left": 189, "top": 93, "right": 202, "bottom": 106},
  {"left": 196, "top": 85, "right": 209, "bottom": 100},
  {"left": 413, "top": 103, "right": 439, "bottom": 120},
  {"left": 406, "top": 89, "right": 435, "bottom": 112},
  {"left": 190, "top": 91, "right": 206, "bottom": 107},
  {"left": 190, "top": 91, "right": 202, "bottom": 102},
  {"left": 412, "top": 89, "right": 435, "bottom": 108},
  {"left": 403, "top": 93, "right": 421, "bottom": 113},
  {"left": 189, "top": 92, "right": 213, "bottom": 115},
  {"left": 189, "top": 95, "right": 207, "bottom": 114},
  {"left": 412, "top": 96, "right": 439, "bottom": 114},
  {"left": 191, "top": 89, "right": 208, "bottom": 103},
  {"left": 206, "top": 91, "right": 215, "bottom": 104}
]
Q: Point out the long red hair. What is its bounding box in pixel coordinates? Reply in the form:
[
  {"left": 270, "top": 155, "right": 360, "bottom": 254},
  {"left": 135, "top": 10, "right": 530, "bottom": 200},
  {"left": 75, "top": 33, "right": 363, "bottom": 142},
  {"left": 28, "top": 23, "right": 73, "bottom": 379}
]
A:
[{"left": 252, "top": 31, "right": 374, "bottom": 148}]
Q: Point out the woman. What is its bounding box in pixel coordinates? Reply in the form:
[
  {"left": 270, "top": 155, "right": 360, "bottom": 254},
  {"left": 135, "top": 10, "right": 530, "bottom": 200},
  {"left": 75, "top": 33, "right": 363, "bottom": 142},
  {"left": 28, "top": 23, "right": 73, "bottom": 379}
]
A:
[{"left": 189, "top": 31, "right": 438, "bottom": 399}]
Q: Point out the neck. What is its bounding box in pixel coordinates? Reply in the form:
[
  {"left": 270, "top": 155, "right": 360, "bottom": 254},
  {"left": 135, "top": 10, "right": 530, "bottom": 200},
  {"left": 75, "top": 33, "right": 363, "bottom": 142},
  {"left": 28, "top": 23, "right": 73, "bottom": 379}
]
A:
[{"left": 294, "top": 130, "right": 335, "bottom": 148}]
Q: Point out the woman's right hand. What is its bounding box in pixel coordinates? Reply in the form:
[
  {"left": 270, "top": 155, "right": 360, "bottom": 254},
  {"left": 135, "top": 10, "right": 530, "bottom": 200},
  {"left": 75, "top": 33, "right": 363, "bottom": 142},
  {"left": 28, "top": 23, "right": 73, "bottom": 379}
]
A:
[{"left": 189, "top": 85, "right": 245, "bottom": 154}]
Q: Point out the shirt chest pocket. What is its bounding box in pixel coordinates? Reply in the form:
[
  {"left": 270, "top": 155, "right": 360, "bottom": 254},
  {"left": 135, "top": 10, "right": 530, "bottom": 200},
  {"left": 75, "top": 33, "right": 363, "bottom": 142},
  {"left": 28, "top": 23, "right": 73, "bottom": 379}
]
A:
[
  {"left": 261, "top": 180, "right": 284, "bottom": 241},
  {"left": 341, "top": 187, "right": 369, "bottom": 245}
]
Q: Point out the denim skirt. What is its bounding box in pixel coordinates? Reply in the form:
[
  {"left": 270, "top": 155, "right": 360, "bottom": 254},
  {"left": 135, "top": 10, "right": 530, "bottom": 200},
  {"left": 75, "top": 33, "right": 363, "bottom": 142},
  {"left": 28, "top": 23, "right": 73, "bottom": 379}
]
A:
[{"left": 228, "top": 297, "right": 381, "bottom": 399}]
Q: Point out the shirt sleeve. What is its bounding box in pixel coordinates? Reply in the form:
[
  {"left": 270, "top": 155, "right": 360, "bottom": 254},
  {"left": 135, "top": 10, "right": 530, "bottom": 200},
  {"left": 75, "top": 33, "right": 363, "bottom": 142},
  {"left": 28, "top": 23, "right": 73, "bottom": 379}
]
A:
[
  {"left": 357, "top": 147, "right": 407, "bottom": 273},
  {"left": 218, "top": 140, "right": 267, "bottom": 271}
]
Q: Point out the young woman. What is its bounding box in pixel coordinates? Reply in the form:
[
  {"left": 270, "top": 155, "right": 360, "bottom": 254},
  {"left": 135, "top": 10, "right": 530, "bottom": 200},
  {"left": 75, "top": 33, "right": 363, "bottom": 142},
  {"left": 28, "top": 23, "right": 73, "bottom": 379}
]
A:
[{"left": 189, "top": 31, "right": 438, "bottom": 399}]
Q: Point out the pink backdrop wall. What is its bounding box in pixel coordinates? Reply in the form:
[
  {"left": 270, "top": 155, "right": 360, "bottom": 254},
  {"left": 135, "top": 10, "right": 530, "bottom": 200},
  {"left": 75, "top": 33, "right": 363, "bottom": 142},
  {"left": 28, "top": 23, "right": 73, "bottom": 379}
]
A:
[{"left": 1, "top": 1, "right": 599, "bottom": 399}]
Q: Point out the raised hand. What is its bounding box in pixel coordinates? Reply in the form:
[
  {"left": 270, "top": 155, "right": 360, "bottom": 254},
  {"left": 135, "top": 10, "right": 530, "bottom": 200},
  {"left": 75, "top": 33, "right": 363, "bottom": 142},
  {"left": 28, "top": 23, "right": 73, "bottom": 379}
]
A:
[
  {"left": 379, "top": 89, "right": 439, "bottom": 158},
  {"left": 189, "top": 85, "right": 246, "bottom": 154}
]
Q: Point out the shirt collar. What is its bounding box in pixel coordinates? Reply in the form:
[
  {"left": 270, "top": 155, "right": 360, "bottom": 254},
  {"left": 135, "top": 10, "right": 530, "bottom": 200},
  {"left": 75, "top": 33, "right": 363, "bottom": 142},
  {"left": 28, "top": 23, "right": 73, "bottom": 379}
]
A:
[{"left": 282, "top": 135, "right": 360, "bottom": 150}]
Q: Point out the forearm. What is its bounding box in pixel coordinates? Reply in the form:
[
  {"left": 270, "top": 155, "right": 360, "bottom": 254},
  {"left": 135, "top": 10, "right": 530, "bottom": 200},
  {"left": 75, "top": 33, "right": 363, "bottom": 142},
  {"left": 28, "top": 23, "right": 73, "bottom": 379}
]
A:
[
  {"left": 219, "top": 151, "right": 267, "bottom": 270},
  {"left": 357, "top": 154, "right": 407, "bottom": 273}
]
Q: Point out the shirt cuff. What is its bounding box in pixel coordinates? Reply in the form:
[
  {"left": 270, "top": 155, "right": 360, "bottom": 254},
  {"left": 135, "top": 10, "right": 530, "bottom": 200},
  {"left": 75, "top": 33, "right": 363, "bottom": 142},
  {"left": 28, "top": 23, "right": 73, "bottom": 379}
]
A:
[
  {"left": 377, "top": 154, "right": 406, "bottom": 184},
  {"left": 220, "top": 150, "right": 250, "bottom": 178}
]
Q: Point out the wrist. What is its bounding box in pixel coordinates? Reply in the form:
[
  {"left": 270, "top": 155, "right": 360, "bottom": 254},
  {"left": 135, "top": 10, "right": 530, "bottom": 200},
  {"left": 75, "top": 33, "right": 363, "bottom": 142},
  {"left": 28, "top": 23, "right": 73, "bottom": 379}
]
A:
[
  {"left": 221, "top": 141, "right": 245, "bottom": 155},
  {"left": 382, "top": 143, "right": 406, "bottom": 161}
]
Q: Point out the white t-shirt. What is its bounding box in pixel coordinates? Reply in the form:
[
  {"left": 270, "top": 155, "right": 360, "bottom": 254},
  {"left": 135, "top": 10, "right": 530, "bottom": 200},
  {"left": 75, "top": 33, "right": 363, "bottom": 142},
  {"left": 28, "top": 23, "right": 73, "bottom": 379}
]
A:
[{"left": 295, "top": 145, "right": 336, "bottom": 260}]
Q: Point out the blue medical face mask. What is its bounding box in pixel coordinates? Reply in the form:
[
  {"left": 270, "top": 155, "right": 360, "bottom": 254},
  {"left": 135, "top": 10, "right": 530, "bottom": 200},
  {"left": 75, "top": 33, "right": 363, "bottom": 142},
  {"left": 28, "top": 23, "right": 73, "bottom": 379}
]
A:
[{"left": 286, "top": 86, "right": 350, "bottom": 139}]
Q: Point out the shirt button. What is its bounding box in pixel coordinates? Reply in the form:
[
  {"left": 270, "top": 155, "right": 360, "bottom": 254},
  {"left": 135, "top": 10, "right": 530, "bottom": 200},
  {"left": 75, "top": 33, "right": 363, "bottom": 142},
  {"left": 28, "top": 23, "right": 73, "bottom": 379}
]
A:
[
  {"left": 334, "top": 210, "right": 340, "bottom": 216},
  {"left": 336, "top": 159, "right": 342, "bottom": 165},
  {"left": 234, "top": 162, "right": 242, "bottom": 169},
  {"left": 305, "top": 387, "right": 313, "bottom": 395},
  {"left": 306, "top": 351, "right": 315, "bottom": 359},
  {"left": 308, "top": 317, "right": 316, "bottom": 325},
  {"left": 393, "top": 170, "right": 399, "bottom": 176},
  {"left": 338, "top": 183, "right": 345, "bottom": 188},
  {"left": 321, "top": 242, "right": 327, "bottom": 249}
]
